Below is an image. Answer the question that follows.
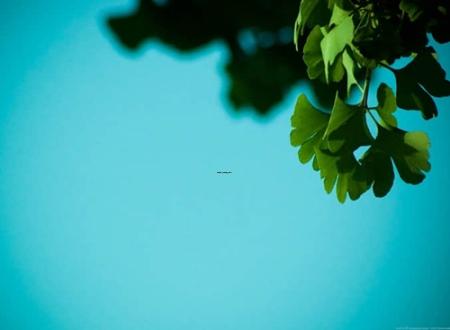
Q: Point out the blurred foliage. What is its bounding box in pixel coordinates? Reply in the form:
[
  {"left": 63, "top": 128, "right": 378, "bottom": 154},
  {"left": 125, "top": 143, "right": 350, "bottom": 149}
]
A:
[{"left": 106, "top": 0, "right": 336, "bottom": 115}]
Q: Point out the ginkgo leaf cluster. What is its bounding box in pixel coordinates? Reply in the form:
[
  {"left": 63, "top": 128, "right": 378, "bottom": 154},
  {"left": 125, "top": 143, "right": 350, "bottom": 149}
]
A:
[{"left": 291, "top": 0, "right": 450, "bottom": 202}]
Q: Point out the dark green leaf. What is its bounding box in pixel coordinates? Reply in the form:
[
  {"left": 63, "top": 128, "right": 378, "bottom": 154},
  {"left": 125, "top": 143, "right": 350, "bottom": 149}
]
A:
[
  {"left": 408, "top": 49, "right": 450, "bottom": 97},
  {"left": 303, "top": 26, "right": 325, "bottom": 80},
  {"left": 399, "top": 0, "right": 423, "bottom": 21},
  {"left": 394, "top": 48, "right": 450, "bottom": 119},
  {"left": 329, "top": 4, "right": 350, "bottom": 27},
  {"left": 294, "top": 0, "right": 329, "bottom": 49},
  {"left": 376, "top": 83, "right": 397, "bottom": 127},
  {"left": 360, "top": 148, "right": 394, "bottom": 197},
  {"left": 324, "top": 96, "right": 373, "bottom": 153},
  {"left": 374, "top": 126, "right": 431, "bottom": 184}
]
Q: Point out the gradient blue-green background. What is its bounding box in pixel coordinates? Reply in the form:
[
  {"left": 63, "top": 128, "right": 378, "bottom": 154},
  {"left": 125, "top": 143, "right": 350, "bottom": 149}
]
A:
[{"left": 1, "top": 1, "right": 450, "bottom": 329}]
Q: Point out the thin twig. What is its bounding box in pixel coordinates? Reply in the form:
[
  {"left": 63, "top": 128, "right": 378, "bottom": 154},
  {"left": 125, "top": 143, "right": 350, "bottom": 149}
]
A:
[{"left": 359, "top": 68, "right": 372, "bottom": 108}]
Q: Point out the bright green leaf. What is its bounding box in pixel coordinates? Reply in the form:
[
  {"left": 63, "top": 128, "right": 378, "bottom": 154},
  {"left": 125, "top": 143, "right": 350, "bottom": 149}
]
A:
[
  {"left": 320, "top": 15, "right": 354, "bottom": 82},
  {"left": 394, "top": 48, "right": 450, "bottom": 119},
  {"left": 342, "top": 49, "right": 360, "bottom": 94},
  {"left": 329, "top": 4, "right": 350, "bottom": 26}
]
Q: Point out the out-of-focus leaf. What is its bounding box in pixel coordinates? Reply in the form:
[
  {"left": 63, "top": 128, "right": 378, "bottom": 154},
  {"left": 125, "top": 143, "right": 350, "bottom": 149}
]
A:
[{"left": 399, "top": 0, "right": 423, "bottom": 21}]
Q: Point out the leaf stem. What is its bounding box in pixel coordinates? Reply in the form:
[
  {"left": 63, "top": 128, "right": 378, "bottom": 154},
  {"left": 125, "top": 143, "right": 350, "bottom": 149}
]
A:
[
  {"left": 379, "top": 62, "right": 395, "bottom": 71},
  {"left": 359, "top": 68, "right": 380, "bottom": 126},
  {"left": 360, "top": 68, "right": 372, "bottom": 108},
  {"left": 366, "top": 107, "right": 379, "bottom": 125}
]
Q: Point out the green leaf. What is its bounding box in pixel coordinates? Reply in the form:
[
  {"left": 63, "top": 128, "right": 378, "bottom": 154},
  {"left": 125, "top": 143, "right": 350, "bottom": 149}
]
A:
[
  {"left": 315, "top": 149, "right": 371, "bottom": 202},
  {"left": 303, "top": 96, "right": 374, "bottom": 202},
  {"left": 374, "top": 126, "right": 431, "bottom": 184},
  {"left": 320, "top": 16, "right": 354, "bottom": 82},
  {"left": 394, "top": 48, "right": 450, "bottom": 119},
  {"left": 360, "top": 148, "right": 394, "bottom": 197},
  {"left": 408, "top": 49, "right": 450, "bottom": 97},
  {"left": 324, "top": 96, "right": 373, "bottom": 153},
  {"left": 294, "top": 0, "right": 330, "bottom": 50},
  {"left": 314, "top": 147, "right": 339, "bottom": 193},
  {"left": 303, "top": 26, "right": 325, "bottom": 80},
  {"left": 395, "top": 73, "right": 437, "bottom": 119},
  {"left": 298, "top": 132, "right": 322, "bottom": 164},
  {"left": 329, "top": 4, "right": 350, "bottom": 27},
  {"left": 324, "top": 96, "right": 354, "bottom": 137},
  {"left": 342, "top": 49, "right": 360, "bottom": 94},
  {"left": 376, "top": 83, "right": 397, "bottom": 127},
  {"left": 290, "top": 94, "right": 329, "bottom": 165}
]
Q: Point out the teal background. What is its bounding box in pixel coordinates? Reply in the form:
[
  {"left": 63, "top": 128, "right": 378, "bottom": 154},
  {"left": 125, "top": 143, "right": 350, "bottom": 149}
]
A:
[{"left": 1, "top": 1, "right": 450, "bottom": 329}]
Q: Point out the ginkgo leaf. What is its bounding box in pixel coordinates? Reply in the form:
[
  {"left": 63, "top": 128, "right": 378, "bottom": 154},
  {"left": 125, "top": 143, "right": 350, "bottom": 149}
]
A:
[
  {"left": 303, "top": 26, "right": 325, "bottom": 80},
  {"left": 336, "top": 153, "right": 371, "bottom": 202},
  {"left": 314, "top": 147, "right": 339, "bottom": 193},
  {"left": 376, "top": 83, "right": 397, "bottom": 127},
  {"left": 360, "top": 148, "right": 394, "bottom": 197},
  {"left": 298, "top": 132, "right": 323, "bottom": 164},
  {"left": 294, "top": 0, "right": 329, "bottom": 50},
  {"left": 342, "top": 49, "right": 360, "bottom": 94},
  {"left": 374, "top": 126, "right": 431, "bottom": 184},
  {"left": 290, "top": 94, "right": 329, "bottom": 165},
  {"left": 289, "top": 1, "right": 445, "bottom": 202},
  {"left": 314, "top": 148, "right": 370, "bottom": 202},
  {"left": 324, "top": 96, "right": 373, "bottom": 153},
  {"left": 303, "top": 27, "right": 347, "bottom": 84},
  {"left": 320, "top": 15, "right": 354, "bottom": 82},
  {"left": 393, "top": 48, "right": 450, "bottom": 119},
  {"left": 329, "top": 4, "right": 350, "bottom": 27},
  {"left": 407, "top": 49, "right": 450, "bottom": 97}
]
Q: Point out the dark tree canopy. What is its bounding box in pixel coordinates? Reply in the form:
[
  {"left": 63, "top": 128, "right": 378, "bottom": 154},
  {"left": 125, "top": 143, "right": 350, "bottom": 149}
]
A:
[{"left": 106, "top": 0, "right": 335, "bottom": 115}]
